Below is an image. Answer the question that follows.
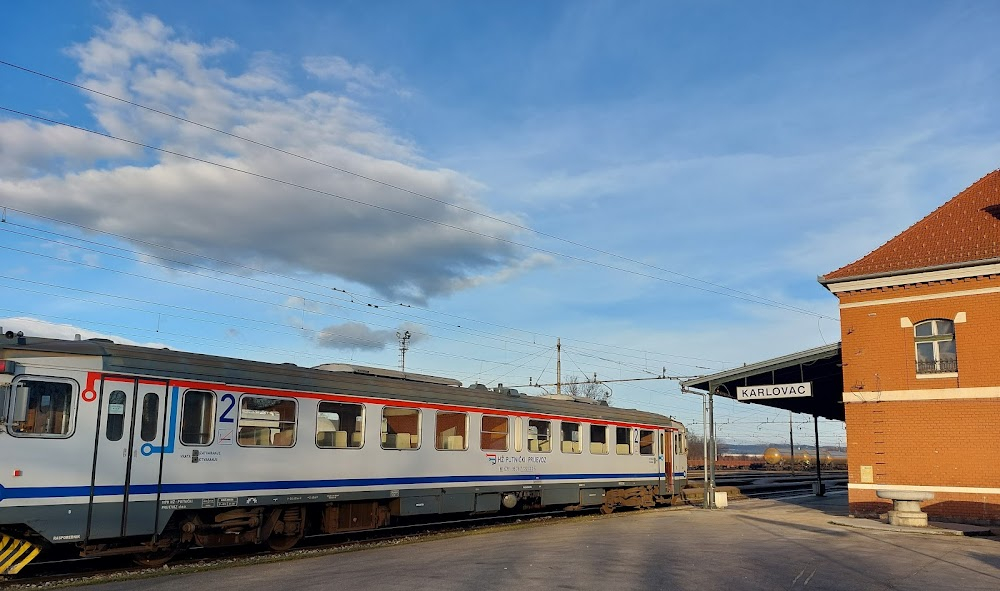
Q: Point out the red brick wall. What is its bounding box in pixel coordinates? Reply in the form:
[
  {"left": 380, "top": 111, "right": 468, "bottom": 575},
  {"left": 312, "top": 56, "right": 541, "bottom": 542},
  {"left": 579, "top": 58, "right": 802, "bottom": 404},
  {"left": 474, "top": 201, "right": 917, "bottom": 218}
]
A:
[{"left": 837, "top": 274, "right": 1000, "bottom": 523}]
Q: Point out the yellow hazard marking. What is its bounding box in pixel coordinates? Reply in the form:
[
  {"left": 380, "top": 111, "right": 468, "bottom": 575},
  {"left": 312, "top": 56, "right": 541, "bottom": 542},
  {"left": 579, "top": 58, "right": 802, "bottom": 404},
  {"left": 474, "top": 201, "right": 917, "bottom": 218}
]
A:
[{"left": 0, "top": 533, "right": 41, "bottom": 575}]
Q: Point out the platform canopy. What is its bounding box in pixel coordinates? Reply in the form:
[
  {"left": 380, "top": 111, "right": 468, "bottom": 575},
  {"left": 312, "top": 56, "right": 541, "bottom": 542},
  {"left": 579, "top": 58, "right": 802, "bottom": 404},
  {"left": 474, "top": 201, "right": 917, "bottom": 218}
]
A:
[{"left": 681, "top": 343, "right": 845, "bottom": 421}]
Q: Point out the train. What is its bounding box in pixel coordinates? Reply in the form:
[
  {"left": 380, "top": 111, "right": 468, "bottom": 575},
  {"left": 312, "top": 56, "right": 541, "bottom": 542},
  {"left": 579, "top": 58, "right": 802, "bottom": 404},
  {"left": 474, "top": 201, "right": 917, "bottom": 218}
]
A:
[{"left": 0, "top": 333, "right": 687, "bottom": 574}]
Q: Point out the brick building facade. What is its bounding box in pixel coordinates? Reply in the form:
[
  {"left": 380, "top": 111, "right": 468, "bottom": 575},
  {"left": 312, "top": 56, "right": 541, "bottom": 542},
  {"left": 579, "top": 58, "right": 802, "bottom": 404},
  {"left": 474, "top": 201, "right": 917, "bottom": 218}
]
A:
[{"left": 819, "top": 169, "right": 1000, "bottom": 523}]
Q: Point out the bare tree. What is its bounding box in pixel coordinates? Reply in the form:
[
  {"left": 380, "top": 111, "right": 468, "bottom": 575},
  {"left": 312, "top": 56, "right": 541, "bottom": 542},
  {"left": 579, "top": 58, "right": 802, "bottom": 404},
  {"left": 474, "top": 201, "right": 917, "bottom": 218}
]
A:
[{"left": 564, "top": 374, "right": 612, "bottom": 404}]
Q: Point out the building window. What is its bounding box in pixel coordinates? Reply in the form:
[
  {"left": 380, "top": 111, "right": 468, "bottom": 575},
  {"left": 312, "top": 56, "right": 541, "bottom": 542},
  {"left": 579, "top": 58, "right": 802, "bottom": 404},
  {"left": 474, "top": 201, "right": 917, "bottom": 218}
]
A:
[{"left": 914, "top": 319, "right": 957, "bottom": 374}]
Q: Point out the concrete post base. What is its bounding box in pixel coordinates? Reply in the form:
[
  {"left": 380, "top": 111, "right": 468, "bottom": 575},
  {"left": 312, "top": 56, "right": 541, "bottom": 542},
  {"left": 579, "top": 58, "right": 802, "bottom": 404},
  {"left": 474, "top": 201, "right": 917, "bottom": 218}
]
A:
[
  {"left": 887, "top": 509, "right": 929, "bottom": 527},
  {"left": 876, "top": 490, "right": 935, "bottom": 528}
]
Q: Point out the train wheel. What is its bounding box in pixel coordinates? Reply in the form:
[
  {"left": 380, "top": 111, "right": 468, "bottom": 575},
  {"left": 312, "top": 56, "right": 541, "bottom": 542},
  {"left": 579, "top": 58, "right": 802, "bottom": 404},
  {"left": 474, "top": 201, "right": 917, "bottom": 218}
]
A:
[
  {"left": 266, "top": 532, "right": 302, "bottom": 552},
  {"left": 133, "top": 549, "right": 177, "bottom": 568},
  {"left": 600, "top": 504, "right": 615, "bottom": 515}
]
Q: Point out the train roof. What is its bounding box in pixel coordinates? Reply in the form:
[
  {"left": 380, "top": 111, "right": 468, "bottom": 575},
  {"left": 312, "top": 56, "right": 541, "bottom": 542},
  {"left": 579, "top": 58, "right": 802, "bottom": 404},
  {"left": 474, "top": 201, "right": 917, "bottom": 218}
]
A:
[{"left": 0, "top": 335, "right": 682, "bottom": 429}]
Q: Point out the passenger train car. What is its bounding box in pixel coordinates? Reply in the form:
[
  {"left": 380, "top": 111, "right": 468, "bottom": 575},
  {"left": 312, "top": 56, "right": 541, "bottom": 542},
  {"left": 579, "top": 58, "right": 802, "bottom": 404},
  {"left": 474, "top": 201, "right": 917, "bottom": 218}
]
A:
[{"left": 0, "top": 334, "right": 687, "bottom": 573}]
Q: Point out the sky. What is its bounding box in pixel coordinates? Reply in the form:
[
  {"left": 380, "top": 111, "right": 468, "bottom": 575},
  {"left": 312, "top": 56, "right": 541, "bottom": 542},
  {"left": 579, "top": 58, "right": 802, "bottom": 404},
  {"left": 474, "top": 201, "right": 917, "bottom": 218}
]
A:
[{"left": 2, "top": 1, "right": 1000, "bottom": 448}]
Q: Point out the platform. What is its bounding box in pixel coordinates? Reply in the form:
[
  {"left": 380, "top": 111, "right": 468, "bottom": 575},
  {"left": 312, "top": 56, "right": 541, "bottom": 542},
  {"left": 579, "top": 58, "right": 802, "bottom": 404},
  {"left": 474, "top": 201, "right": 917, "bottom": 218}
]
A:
[{"left": 56, "top": 494, "right": 1000, "bottom": 591}]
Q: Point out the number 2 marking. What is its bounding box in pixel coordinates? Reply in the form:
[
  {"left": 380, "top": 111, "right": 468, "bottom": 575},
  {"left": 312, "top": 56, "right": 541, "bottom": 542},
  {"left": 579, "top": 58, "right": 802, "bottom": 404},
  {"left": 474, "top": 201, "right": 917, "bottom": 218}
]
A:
[{"left": 220, "top": 393, "right": 236, "bottom": 423}]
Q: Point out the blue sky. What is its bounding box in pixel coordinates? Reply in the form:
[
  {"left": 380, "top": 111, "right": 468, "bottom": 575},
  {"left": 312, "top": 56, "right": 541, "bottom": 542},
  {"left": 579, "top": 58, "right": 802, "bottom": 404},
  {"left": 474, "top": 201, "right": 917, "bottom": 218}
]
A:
[{"left": 2, "top": 1, "right": 1000, "bottom": 447}]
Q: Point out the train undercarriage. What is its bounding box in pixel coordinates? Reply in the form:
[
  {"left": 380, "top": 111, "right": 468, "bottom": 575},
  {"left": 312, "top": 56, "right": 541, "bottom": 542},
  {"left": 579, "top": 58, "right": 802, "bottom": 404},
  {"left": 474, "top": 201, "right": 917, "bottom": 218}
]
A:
[{"left": 8, "top": 485, "right": 675, "bottom": 572}]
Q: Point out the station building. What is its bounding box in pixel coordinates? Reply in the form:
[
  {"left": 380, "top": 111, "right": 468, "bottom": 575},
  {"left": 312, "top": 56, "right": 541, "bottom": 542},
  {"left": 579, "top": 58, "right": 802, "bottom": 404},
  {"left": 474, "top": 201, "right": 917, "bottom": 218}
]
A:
[
  {"left": 685, "top": 169, "right": 1000, "bottom": 524},
  {"left": 819, "top": 168, "right": 1000, "bottom": 523}
]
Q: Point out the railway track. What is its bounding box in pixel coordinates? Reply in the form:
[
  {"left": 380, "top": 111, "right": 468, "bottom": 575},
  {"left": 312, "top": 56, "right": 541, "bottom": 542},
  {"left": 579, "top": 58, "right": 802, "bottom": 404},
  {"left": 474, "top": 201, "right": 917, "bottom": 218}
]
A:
[{"left": 684, "top": 469, "right": 849, "bottom": 500}]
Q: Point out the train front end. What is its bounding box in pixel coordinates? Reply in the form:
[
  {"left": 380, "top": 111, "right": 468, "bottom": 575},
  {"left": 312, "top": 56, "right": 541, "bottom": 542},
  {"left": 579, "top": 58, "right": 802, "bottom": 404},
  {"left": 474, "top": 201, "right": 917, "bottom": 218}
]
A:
[{"left": 0, "top": 357, "right": 43, "bottom": 575}]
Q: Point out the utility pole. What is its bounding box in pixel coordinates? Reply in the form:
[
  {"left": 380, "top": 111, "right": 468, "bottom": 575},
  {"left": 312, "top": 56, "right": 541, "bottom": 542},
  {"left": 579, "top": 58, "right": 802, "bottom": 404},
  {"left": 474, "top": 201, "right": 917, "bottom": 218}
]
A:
[
  {"left": 789, "top": 410, "right": 795, "bottom": 476},
  {"left": 396, "top": 330, "right": 411, "bottom": 373},
  {"left": 708, "top": 387, "right": 716, "bottom": 508},
  {"left": 556, "top": 338, "right": 562, "bottom": 396}
]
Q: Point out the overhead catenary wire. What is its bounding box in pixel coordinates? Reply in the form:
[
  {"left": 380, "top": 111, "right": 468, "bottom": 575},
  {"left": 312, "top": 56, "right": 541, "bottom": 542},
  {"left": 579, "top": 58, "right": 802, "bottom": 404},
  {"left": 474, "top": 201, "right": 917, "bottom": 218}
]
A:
[
  {"left": 0, "top": 59, "right": 837, "bottom": 322},
  {"left": 0, "top": 104, "right": 837, "bottom": 323},
  {"left": 0, "top": 213, "right": 733, "bottom": 371}
]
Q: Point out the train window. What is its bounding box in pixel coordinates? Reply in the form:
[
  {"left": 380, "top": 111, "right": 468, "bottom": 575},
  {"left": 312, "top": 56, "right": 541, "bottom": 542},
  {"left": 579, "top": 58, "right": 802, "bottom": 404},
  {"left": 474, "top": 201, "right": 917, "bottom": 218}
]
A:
[
  {"left": 527, "top": 419, "right": 551, "bottom": 452},
  {"left": 560, "top": 421, "right": 581, "bottom": 453},
  {"left": 105, "top": 390, "right": 127, "bottom": 441},
  {"left": 180, "top": 390, "right": 216, "bottom": 445},
  {"left": 140, "top": 393, "right": 160, "bottom": 442},
  {"left": 435, "top": 411, "right": 467, "bottom": 451},
  {"left": 589, "top": 425, "right": 608, "bottom": 454},
  {"left": 381, "top": 406, "right": 420, "bottom": 449},
  {"left": 239, "top": 396, "right": 296, "bottom": 447},
  {"left": 639, "top": 429, "right": 654, "bottom": 455},
  {"left": 481, "top": 415, "right": 509, "bottom": 451},
  {"left": 7, "top": 378, "right": 75, "bottom": 437},
  {"left": 615, "top": 427, "right": 631, "bottom": 455},
  {"left": 435, "top": 411, "right": 468, "bottom": 451},
  {"left": 316, "top": 401, "right": 364, "bottom": 448}
]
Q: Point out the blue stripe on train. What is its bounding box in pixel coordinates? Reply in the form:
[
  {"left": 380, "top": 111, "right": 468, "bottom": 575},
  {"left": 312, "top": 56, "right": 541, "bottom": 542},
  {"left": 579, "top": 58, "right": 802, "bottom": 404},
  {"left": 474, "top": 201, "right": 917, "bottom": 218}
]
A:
[{"left": 0, "top": 472, "right": 667, "bottom": 501}]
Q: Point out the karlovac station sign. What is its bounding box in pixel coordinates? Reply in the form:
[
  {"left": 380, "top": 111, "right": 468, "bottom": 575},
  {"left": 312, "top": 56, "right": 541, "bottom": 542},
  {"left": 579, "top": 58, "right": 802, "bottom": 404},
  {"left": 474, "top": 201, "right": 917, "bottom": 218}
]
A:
[{"left": 736, "top": 382, "right": 812, "bottom": 401}]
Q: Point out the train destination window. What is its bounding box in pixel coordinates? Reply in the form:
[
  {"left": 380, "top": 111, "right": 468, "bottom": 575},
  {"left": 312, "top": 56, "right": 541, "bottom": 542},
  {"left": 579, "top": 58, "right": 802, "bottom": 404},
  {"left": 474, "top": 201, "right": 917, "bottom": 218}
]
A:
[
  {"left": 7, "top": 378, "right": 75, "bottom": 437},
  {"left": 316, "top": 401, "right": 364, "bottom": 448},
  {"left": 435, "top": 411, "right": 468, "bottom": 450},
  {"left": 140, "top": 392, "right": 160, "bottom": 442},
  {"left": 590, "top": 424, "right": 608, "bottom": 454},
  {"left": 615, "top": 427, "right": 632, "bottom": 455},
  {"left": 239, "top": 396, "right": 297, "bottom": 447},
  {"left": 481, "top": 415, "right": 509, "bottom": 451},
  {"left": 105, "top": 390, "right": 127, "bottom": 441},
  {"left": 560, "top": 421, "right": 581, "bottom": 453},
  {"left": 382, "top": 406, "right": 420, "bottom": 449},
  {"left": 639, "top": 429, "right": 654, "bottom": 455},
  {"left": 180, "top": 390, "right": 215, "bottom": 445},
  {"left": 527, "top": 419, "right": 551, "bottom": 452}
]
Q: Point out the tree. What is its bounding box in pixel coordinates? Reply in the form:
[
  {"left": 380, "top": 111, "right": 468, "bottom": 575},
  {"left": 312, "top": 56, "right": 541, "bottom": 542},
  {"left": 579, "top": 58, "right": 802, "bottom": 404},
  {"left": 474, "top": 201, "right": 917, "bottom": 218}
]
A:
[{"left": 564, "top": 374, "right": 612, "bottom": 404}]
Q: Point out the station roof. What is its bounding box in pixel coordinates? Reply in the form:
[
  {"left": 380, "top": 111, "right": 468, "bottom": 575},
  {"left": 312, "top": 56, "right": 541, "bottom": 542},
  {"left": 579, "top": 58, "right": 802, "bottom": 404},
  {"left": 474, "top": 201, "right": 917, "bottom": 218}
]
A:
[{"left": 680, "top": 343, "right": 844, "bottom": 421}]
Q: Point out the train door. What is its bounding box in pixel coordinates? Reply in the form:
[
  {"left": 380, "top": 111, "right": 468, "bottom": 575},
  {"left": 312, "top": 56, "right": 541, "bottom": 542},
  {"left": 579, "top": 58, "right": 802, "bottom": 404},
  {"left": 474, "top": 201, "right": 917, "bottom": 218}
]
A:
[
  {"left": 87, "top": 377, "right": 169, "bottom": 540},
  {"left": 663, "top": 431, "right": 674, "bottom": 495}
]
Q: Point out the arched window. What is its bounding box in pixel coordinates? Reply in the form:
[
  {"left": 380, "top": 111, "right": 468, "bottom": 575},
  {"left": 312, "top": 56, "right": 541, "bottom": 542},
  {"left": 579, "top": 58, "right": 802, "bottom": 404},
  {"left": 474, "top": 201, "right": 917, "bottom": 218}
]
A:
[{"left": 914, "top": 319, "right": 957, "bottom": 374}]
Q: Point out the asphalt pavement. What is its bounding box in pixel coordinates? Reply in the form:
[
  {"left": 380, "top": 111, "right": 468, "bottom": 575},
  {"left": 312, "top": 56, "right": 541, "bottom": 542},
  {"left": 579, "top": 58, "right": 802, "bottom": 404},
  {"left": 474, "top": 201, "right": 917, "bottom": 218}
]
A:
[{"left": 62, "top": 492, "right": 1000, "bottom": 591}]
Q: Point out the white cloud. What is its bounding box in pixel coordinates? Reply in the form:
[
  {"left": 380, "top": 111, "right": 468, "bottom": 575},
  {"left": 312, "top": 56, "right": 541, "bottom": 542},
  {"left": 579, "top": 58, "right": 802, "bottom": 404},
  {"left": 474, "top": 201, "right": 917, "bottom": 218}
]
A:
[
  {"left": 0, "top": 316, "right": 167, "bottom": 348},
  {"left": 0, "top": 12, "right": 526, "bottom": 303},
  {"left": 302, "top": 55, "right": 406, "bottom": 96}
]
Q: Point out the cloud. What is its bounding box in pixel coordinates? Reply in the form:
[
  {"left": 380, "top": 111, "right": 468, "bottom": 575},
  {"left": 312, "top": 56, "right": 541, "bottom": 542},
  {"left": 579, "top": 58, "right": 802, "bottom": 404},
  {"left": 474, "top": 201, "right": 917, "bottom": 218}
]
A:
[
  {"left": 311, "top": 320, "right": 427, "bottom": 351},
  {"left": 0, "top": 12, "right": 525, "bottom": 303},
  {"left": 302, "top": 55, "right": 407, "bottom": 97},
  {"left": 0, "top": 316, "right": 168, "bottom": 348}
]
